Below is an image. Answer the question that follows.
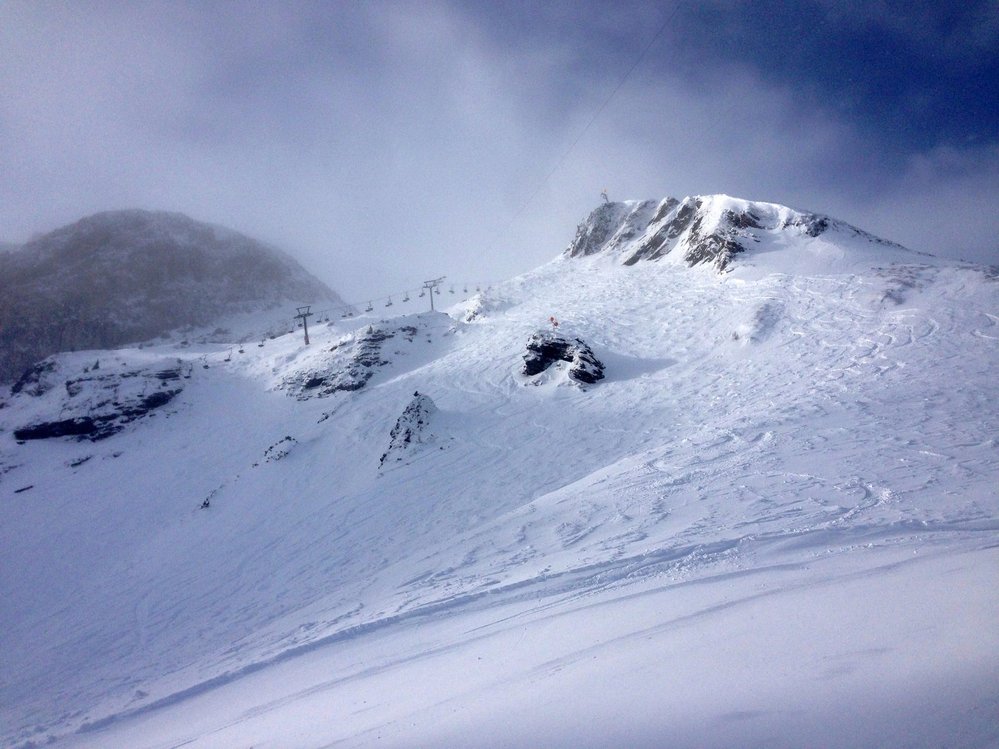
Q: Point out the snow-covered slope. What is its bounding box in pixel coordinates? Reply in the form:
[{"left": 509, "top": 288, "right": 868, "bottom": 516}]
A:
[
  {"left": 1, "top": 198, "right": 997, "bottom": 748},
  {"left": 0, "top": 210, "right": 344, "bottom": 383}
]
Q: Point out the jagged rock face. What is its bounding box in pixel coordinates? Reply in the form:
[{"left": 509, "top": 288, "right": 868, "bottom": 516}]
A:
[
  {"left": 0, "top": 210, "right": 344, "bottom": 383},
  {"left": 565, "top": 195, "right": 845, "bottom": 271},
  {"left": 11, "top": 358, "right": 186, "bottom": 441},
  {"left": 565, "top": 200, "right": 659, "bottom": 259},
  {"left": 288, "top": 325, "right": 415, "bottom": 398},
  {"left": 379, "top": 392, "right": 438, "bottom": 467},
  {"left": 522, "top": 332, "right": 605, "bottom": 384}
]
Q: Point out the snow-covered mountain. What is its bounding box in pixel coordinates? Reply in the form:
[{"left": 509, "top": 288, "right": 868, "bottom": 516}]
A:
[
  {"left": 0, "top": 210, "right": 343, "bottom": 383},
  {"left": 1, "top": 196, "right": 997, "bottom": 748},
  {"left": 565, "top": 194, "right": 910, "bottom": 271}
]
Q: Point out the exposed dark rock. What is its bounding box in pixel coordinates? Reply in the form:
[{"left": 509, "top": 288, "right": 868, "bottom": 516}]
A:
[
  {"left": 154, "top": 367, "right": 183, "bottom": 381},
  {"left": 682, "top": 214, "right": 745, "bottom": 269},
  {"left": 261, "top": 436, "right": 297, "bottom": 463},
  {"left": 379, "top": 391, "right": 439, "bottom": 467},
  {"left": 566, "top": 201, "right": 657, "bottom": 259},
  {"left": 650, "top": 197, "right": 680, "bottom": 224},
  {"left": 15, "top": 417, "right": 100, "bottom": 440},
  {"left": 11, "top": 360, "right": 57, "bottom": 396},
  {"left": 14, "top": 387, "right": 180, "bottom": 441},
  {"left": 289, "top": 326, "right": 395, "bottom": 398},
  {"left": 12, "top": 358, "right": 183, "bottom": 442},
  {"left": 622, "top": 198, "right": 749, "bottom": 269},
  {"left": 725, "top": 209, "right": 763, "bottom": 230},
  {"left": 782, "top": 215, "right": 829, "bottom": 237},
  {"left": 522, "top": 331, "right": 604, "bottom": 384},
  {"left": 569, "top": 196, "right": 871, "bottom": 272}
]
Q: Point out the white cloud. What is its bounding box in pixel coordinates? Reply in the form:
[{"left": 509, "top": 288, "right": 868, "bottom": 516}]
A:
[{"left": 1, "top": 1, "right": 995, "bottom": 304}]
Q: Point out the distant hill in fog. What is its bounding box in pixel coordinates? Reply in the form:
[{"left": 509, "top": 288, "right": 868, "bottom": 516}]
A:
[{"left": 0, "top": 210, "right": 344, "bottom": 383}]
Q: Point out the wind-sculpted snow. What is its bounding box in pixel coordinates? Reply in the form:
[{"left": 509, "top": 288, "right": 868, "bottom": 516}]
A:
[{"left": 1, "top": 214, "right": 997, "bottom": 747}]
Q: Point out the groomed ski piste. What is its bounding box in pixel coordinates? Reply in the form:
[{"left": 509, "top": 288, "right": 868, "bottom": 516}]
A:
[{"left": 2, "top": 196, "right": 997, "bottom": 748}]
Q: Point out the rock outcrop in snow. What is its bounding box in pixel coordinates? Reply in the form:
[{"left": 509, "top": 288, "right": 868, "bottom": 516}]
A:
[
  {"left": 288, "top": 324, "right": 417, "bottom": 398},
  {"left": 522, "top": 331, "right": 605, "bottom": 384},
  {"left": 565, "top": 194, "right": 902, "bottom": 271},
  {"left": 285, "top": 315, "right": 455, "bottom": 400},
  {"left": 379, "top": 391, "right": 438, "bottom": 467},
  {"left": 0, "top": 210, "right": 344, "bottom": 383},
  {"left": 11, "top": 356, "right": 186, "bottom": 441}
]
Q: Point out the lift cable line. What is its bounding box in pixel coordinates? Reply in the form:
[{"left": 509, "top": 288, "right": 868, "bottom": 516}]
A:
[
  {"left": 280, "top": 278, "right": 494, "bottom": 345},
  {"left": 494, "top": 3, "right": 682, "bottom": 242},
  {"left": 278, "top": 10, "right": 681, "bottom": 347}
]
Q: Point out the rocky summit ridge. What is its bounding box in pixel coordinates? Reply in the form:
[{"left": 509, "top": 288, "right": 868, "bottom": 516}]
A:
[{"left": 565, "top": 194, "right": 905, "bottom": 271}]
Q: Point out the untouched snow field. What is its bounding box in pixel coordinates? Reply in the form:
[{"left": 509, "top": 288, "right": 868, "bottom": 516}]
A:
[{"left": 1, "top": 205, "right": 998, "bottom": 747}]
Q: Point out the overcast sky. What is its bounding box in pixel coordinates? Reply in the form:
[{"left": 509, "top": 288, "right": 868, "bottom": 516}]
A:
[{"left": 2, "top": 1, "right": 997, "bottom": 301}]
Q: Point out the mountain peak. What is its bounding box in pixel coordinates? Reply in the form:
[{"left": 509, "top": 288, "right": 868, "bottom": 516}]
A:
[
  {"left": 565, "top": 194, "right": 910, "bottom": 272},
  {"left": 0, "top": 210, "right": 344, "bottom": 383}
]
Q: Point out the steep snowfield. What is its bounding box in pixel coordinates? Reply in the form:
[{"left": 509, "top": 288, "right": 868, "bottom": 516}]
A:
[{"left": 1, "top": 202, "right": 997, "bottom": 748}]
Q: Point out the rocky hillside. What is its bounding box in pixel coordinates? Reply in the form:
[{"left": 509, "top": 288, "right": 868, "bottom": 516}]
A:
[
  {"left": 565, "top": 194, "right": 906, "bottom": 270},
  {"left": 0, "top": 210, "right": 343, "bottom": 382}
]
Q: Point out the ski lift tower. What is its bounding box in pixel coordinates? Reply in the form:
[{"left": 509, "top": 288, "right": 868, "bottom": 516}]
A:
[
  {"left": 422, "top": 276, "right": 445, "bottom": 312},
  {"left": 294, "top": 305, "right": 314, "bottom": 345}
]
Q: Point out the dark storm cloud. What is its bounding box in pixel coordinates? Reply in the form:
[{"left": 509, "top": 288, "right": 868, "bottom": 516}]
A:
[
  {"left": 1, "top": 1, "right": 996, "bottom": 304},
  {"left": 665, "top": 1, "right": 999, "bottom": 155}
]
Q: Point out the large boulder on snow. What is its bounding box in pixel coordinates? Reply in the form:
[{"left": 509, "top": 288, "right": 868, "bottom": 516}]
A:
[{"left": 522, "top": 331, "right": 604, "bottom": 384}]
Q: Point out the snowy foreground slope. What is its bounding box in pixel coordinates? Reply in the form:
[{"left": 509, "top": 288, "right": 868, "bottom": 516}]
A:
[{"left": 1, "top": 196, "right": 998, "bottom": 748}]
